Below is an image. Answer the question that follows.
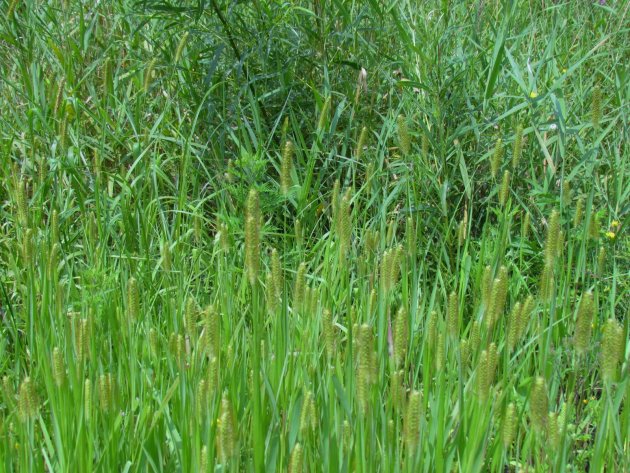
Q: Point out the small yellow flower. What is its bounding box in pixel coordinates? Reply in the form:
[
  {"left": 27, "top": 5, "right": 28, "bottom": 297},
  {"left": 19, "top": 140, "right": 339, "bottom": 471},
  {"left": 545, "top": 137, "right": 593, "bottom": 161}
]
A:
[
  {"left": 562, "top": 68, "right": 567, "bottom": 73},
  {"left": 529, "top": 91, "right": 538, "bottom": 99},
  {"left": 583, "top": 399, "right": 588, "bottom": 404},
  {"left": 611, "top": 220, "right": 620, "bottom": 228},
  {"left": 605, "top": 231, "right": 616, "bottom": 240}
]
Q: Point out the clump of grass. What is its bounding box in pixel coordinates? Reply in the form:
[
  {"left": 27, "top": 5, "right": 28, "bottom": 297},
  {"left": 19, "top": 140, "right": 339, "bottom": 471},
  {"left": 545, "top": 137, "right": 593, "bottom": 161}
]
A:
[{"left": 0, "top": 1, "right": 627, "bottom": 471}]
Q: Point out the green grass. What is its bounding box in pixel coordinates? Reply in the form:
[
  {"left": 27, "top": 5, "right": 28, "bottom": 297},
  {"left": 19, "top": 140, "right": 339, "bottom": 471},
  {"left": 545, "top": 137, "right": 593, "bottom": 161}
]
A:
[{"left": 0, "top": 0, "right": 628, "bottom": 471}]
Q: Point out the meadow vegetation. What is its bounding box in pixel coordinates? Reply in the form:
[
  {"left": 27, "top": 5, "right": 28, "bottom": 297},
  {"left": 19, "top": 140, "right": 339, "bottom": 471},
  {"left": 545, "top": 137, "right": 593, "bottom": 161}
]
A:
[{"left": 0, "top": 0, "right": 628, "bottom": 471}]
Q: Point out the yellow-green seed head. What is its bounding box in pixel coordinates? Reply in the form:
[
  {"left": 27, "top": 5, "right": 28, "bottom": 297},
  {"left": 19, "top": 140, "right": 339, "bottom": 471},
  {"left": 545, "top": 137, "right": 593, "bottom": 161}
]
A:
[
  {"left": 84, "top": 378, "right": 92, "bottom": 423},
  {"left": 481, "top": 265, "right": 493, "bottom": 312},
  {"left": 54, "top": 77, "right": 66, "bottom": 117},
  {"left": 518, "top": 295, "right": 535, "bottom": 341},
  {"left": 168, "top": 332, "right": 178, "bottom": 358},
  {"left": 390, "top": 369, "right": 404, "bottom": 410},
  {"left": 185, "top": 297, "right": 198, "bottom": 337},
  {"left": 588, "top": 210, "right": 600, "bottom": 240},
  {"left": 540, "top": 261, "right": 554, "bottom": 302},
  {"left": 545, "top": 210, "right": 561, "bottom": 264},
  {"left": 143, "top": 58, "right": 157, "bottom": 93},
  {"left": 404, "top": 390, "right": 422, "bottom": 451},
  {"left": 217, "top": 394, "right": 237, "bottom": 463},
  {"left": 397, "top": 114, "right": 411, "bottom": 155},
  {"left": 392, "top": 245, "right": 403, "bottom": 288},
  {"left": 294, "top": 262, "right": 307, "bottom": 313},
  {"left": 512, "top": 124, "right": 524, "bottom": 169},
  {"left": 436, "top": 331, "right": 445, "bottom": 371},
  {"left": 575, "top": 293, "right": 594, "bottom": 355},
  {"left": 245, "top": 212, "right": 261, "bottom": 286},
  {"left": 299, "top": 390, "right": 317, "bottom": 435},
  {"left": 177, "top": 334, "right": 186, "bottom": 365},
  {"left": 394, "top": 307, "right": 408, "bottom": 366},
  {"left": 489, "top": 266, "right": 508, "bottom": 327},
  {"left": 487, "top": 343, "right": 498, "bottom": 383},
  {"left": 521, "top": 212, "right": 531, "bottom": 240},
  {"left": 357, "top": 324, "right": 375, "bottom": 412},
  {"left": 507, "top": 302, "right": 522, "bottom": 352},
  {"left": 271, "top": 248, "right": 283, "bottom": 300},
  {"left": 460, "top": 339, "right": 470, "bottom": 367},
  {"left": 499, "top": 170, "right": 511, "bottom": 206},
  {"left": 368, "top": 289, "right": 377, "bottom": 317},
  {"left": 16, "top": 177, "right": 28, "bottom": 228},
  {"left": 204, "top": 305, "right": 220, "bottom": 357},
  {"left": 447, "top": 291, "right": 459, "bottom": 338},
  {"left": 597, "top": 246, "right": 606, "bottom": 277},
  {"left": 149, "top": 328, "right": 158, "bottom": 357},
  {"left": 289, "top": 442, "right": 304, "bottom": 473},
  {"left": 280, "top": 116, "right": 289, "bottom": 145},
  {"left": 98, "top": 373, "right": 113, "bottom": 413},
  {"left": 457, "top": 219, "right": 466, "bottom": 247},
  {"left": 548, "top": 412, "right": 560, "bottom": 449},
  {"left": 562, "top": 181, "right": 572, "bottom": 206},
  {"left": 52, "top": 347, "right": 65, "bottom": 388},
  {"left": 48, "top": 242, "right": 60, "bottom": 278},
  {"left": 530, "top": 377, "right": 548, "bottom": 432},
  {"left": 127, "top": 277, "right": 139, "bottom": 320},
  {"left": 208, "top": 356, "right": 219, "bottom": 394},
  {"left": 217, "top": 222, "right": 230, "bottom": 251},
  {"left": 200, "top": 445, "right": 208, "bottom": 472},
  {"left": 18, "top": 377, "right": 38, "bottom": 421},
  {"left": 469, "top": 321, "right": 481, "bottom": 355},
  {"left": 331, "top": 179, "right": 341, "bottom": 235},
  {"left": 317, "top": 96, "right": 331, "bottom": 132},
  {"left": 174, "top": 31, "right": 189, "bottom": 64},
  {"left": 76, "top": 318, "right": 90, "bottom": 362},
  {"left": 601, "top": 318, "right": 624, "bottom": 381},
  {"left": 476, "top": 350, "right": 490, "bottom": 402},
  {"left": 591, "top": 85, "right": 602, "bottom": 131},
  {"left": 366, "top": 162, "right": 374, "bottom": 182},
  {"left": 196, "top": 378, "right": 208, "bottom": 417},
  {"left": 490, "top": 138, "right": 504, "bottom": 179},
  {"left": 502, "top": 402, "right": 517, "bottom": 448}
]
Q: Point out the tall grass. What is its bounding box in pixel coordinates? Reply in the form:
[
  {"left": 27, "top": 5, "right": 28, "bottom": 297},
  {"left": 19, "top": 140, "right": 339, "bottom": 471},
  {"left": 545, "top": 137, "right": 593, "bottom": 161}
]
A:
[{"left": 0, "top": 0, "right": 628, "bottom": 471}]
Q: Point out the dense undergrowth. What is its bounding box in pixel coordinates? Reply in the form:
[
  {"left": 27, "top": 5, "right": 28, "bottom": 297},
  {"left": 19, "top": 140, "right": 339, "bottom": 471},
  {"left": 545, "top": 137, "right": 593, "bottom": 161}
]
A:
[{"left": 0, "top": 0, "right": 628, "bottom": 471}]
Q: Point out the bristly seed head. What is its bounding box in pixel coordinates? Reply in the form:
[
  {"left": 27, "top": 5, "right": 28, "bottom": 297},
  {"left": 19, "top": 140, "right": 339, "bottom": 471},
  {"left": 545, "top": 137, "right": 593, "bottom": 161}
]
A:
[
  {"left": 601, "top": 318, "right": 623, "bottom": 381},
  {"left": 574, "top": 292, "right": 594, "bottom": 355},
  {"left": 394, "top": 306, "right": 408, "bottom": 366},
  {"left": 397, "top": 114, "right": 410, "bottom": 155},
  {"left": 530, "top": 377, "right": 548, "bottom": 433},
  {"left": 490, "top": 138, "right": 504, "bottom": 179},
  {"left": 280, "top": 140, "right": 294, "bottom": 196}
]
